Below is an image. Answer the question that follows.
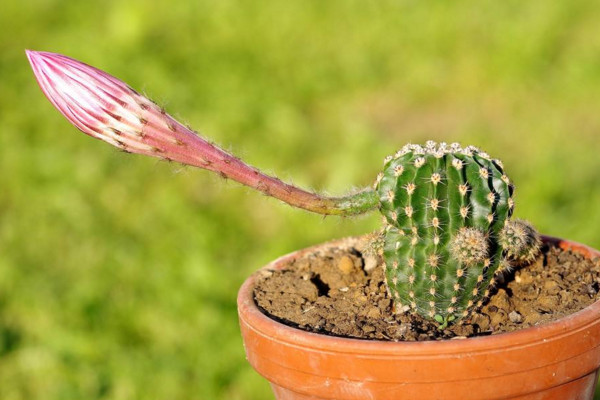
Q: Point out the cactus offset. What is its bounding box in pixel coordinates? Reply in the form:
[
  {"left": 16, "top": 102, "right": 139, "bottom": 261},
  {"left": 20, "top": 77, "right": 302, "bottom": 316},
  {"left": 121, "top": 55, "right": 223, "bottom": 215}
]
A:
[
  {"left": 375, "top": 142, "right": 539, "bottom": 321},
  {"left": 28, "top": 51, "right": 541, "bottom": 325},
  {"left": 500, "top": 219, "right": 542, "bottom": 265}
]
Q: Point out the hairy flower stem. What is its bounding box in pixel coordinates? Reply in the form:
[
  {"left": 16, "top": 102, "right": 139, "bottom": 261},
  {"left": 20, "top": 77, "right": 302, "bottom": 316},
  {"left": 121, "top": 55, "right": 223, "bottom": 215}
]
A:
[
  {"left": 27, "top": 50, "right": 378, "bottom": 216},
  {"left": 181, "top": 142, "right": 378, "bottom": 215}
]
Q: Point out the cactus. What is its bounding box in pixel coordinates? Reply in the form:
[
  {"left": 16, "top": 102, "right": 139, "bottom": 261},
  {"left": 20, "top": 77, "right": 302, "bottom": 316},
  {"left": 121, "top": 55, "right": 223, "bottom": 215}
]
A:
[
  {"left": 375, "top": 142, "right": 540, "bottom": 321},
  {"left": 27, "top": 51, "right": 541, "bottom": 324}
]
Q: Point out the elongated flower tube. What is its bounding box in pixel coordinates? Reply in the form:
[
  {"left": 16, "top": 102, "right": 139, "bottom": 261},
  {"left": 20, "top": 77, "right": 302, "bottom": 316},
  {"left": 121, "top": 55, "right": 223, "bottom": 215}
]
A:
[{"left": 26, "top": 50, "right": 378, "bottom": 216}]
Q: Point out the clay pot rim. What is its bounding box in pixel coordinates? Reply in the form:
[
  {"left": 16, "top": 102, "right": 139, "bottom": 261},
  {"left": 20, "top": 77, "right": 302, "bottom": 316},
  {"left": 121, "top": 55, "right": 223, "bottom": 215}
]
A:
[{"left": 238, "top": 235, "right": 600, "bottom": 357}]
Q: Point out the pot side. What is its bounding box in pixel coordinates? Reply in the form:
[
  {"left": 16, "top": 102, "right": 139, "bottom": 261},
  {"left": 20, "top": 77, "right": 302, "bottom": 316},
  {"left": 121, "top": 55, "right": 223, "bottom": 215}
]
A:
[{"left": 237, "top": 236, "right": 600, "bottom": 400}]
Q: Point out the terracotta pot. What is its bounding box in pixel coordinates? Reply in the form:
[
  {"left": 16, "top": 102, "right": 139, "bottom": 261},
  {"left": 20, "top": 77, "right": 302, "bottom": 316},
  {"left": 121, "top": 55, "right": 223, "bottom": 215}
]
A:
[{"left": 237, "top": 236, "right": 600, "bottom": 400}]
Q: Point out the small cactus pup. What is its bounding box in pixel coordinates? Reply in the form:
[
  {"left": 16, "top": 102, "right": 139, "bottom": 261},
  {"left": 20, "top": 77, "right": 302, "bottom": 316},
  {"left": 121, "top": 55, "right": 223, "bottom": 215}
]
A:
[
  {"left": 27, "top": 51, "right": 541, "bottom": 325},
  {"left": 375, "top": 142, "right": 540, "bottom": 323}
]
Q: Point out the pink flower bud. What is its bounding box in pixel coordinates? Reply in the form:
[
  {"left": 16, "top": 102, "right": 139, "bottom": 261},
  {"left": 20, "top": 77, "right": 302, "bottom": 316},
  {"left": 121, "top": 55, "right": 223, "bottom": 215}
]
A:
[{"left": 26, "top": 50, "right": 219, "bottom": 167}]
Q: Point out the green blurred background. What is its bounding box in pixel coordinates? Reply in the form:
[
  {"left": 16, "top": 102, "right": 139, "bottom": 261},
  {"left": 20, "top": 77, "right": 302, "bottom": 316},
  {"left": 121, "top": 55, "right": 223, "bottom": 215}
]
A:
[{"left": 2, "top": 1, "right": 600, "bottom": 398}]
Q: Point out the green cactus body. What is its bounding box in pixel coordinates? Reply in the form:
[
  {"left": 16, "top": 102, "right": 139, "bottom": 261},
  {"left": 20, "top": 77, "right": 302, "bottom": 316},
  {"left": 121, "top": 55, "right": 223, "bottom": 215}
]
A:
[{"left": 375, "top": 142, "right": 515, "bottom": 321}]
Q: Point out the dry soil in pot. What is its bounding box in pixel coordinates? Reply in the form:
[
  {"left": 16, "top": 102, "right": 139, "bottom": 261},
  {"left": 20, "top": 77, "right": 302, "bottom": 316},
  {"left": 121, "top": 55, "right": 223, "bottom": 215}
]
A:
[{"left": 254, "top": 242, "right": 600, "bottom": 341}]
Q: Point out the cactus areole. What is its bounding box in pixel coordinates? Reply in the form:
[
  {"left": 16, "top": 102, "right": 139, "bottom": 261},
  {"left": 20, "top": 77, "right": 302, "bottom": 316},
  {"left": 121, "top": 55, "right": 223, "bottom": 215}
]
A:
[{"left": 27, "top": 50, "right": 540, "bottom": 324}]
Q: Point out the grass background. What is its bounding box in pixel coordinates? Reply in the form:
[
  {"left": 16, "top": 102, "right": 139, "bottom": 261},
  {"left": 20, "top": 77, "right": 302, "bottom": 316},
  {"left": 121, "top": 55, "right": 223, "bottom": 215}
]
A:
[{"left": 2, "top": 0, "right": 600, "bottom": 398}]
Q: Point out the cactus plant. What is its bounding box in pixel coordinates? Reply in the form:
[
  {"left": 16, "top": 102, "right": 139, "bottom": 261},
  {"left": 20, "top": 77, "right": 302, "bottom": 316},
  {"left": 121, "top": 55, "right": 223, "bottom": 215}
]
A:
[
  {"left": 375, "top": 143, "right": 540, "bottom": 322},
  {"left": 26, "top": 50, "right": 541, "bottom": 324}
]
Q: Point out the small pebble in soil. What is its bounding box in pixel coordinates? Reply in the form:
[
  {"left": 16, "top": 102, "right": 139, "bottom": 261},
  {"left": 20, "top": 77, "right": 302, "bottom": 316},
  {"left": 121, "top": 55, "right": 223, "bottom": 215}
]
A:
[{"left": 509, "top": 311, "right": 522, "bottom": 323}]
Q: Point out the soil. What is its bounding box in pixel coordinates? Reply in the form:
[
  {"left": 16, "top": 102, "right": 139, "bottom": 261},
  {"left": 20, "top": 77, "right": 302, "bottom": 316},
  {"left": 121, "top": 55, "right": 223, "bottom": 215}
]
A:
[{"left": 253, "top": 242, "right": 600, "bottom": 341}]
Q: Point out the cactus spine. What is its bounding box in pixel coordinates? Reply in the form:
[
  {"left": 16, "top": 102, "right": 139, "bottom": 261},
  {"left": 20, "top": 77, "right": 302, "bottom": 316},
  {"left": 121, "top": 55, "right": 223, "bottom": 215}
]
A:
[{"left": 375, "top": 141, "right": 539, "bottom": 321}]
